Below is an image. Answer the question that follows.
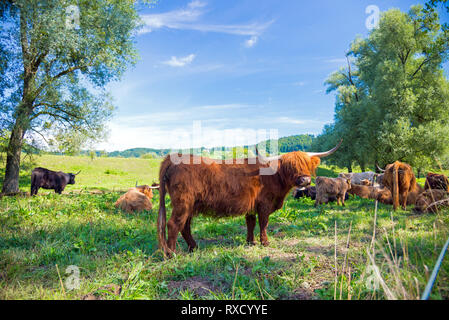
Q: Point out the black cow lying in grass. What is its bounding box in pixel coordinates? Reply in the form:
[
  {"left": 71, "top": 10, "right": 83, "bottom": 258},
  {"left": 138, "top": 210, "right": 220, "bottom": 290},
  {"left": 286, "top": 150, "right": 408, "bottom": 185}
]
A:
[{"left": 31, "top": 167, "right": 80, "bottom": 195}]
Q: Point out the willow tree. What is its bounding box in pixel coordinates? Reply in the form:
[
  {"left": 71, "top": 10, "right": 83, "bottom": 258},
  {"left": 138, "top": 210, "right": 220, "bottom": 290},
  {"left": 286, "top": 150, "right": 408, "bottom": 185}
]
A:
[
  {"left": 0, "top": 0, "right": 141, "bottom": 193},
  {"left": 317, "top": 5, "right": 449, "bottom": 173}
]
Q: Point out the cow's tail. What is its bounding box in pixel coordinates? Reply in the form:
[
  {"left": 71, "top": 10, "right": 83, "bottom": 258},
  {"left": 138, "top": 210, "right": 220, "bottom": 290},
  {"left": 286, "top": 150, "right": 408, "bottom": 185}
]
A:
[
  {"left": 157, "top": 159, "right": 171, "bottom": 257},
  {"left": 392, "top": 163, "right": 399, "bottom": 211}
]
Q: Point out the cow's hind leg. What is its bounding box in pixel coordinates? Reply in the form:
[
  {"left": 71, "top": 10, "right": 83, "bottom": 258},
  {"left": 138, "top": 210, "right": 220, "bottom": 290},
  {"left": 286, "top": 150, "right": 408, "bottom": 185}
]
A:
[
  {"left": 245, "top": 214, "right": 257, "bottom": 245},
  {"left": 257, "top": 212, "right": 270, "bottom": 246},
  {"left": 167, "top": 205, "right": 191, "bottom": 253},
  {"left": 181, "top": 215, "right": 197, "bottom": 252},
  {"left": 401, "top": 191, "right": 408, "bottom": 210}
]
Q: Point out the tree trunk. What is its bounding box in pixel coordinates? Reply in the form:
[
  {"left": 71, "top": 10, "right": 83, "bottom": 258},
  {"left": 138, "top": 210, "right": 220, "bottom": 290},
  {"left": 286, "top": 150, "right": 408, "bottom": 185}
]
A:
[
  {"left": 360, "top": 163, "right": 366, "bottom": 173},
  {"left": 2, "top": 121, "right": 26, "bottom": 193},
  {"left": 347, "top": 162, "right": 352, "bottom": 173}
]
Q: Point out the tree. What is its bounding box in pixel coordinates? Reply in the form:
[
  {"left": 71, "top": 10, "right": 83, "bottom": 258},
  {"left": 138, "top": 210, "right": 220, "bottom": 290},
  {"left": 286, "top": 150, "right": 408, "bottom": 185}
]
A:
[
  {"left": 317, "top": 6, "right": 449, "bottom": 172},
  {"left": 0, "top": 0, "right": 141, "bottom": 193}
]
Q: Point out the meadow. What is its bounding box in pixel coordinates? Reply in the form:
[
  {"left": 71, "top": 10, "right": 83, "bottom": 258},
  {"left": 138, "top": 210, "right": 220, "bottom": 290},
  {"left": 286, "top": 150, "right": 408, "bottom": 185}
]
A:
[{"left": 0, "top": 154, "right": 448, "bottom": 300}]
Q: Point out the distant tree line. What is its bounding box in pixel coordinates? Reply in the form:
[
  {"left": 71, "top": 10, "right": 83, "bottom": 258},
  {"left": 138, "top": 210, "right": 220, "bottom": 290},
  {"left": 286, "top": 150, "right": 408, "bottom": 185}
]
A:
[{"left": 30, "top": 134, "right": 316, "bottom": 159}]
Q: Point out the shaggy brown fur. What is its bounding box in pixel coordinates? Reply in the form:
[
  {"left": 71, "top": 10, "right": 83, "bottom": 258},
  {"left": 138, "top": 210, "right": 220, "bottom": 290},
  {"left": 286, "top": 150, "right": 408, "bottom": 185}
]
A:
[
  {"left": 382, "top": 161, "right": 423, "bottom": 211},
  {"left": 425, "top": 173, "right": 449, "bottom": 192},
  {"left": 115, "top": 185, "right": 154, "bottom": 213},
  {"left": 315, "top": 177, "right": 351, "bottom": 207},
  {"left": 157, "top": 151, "right": 327, "bottom": 256},
  {"left": 414, "top": 189, "right": 449, "bottom": 213},
  {"left": 348, "top": 184, "right": 393, "bottom": 205},
  {"left": 347, "top": 184, "right": 372, "bottom": 199}
]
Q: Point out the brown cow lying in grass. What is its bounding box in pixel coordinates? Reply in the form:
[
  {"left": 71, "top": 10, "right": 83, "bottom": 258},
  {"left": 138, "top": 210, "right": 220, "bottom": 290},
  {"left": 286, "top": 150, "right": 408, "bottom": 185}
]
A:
[
  {"left": 315, "top": 177, "right": 351, "bottom": 207},
  {"left": 348, "top": 184, "right": 393, "bottom": 205},
  {"left": 115, "top": 185, "right": 158, "bottom": 213},
  {"left": 425, "top": 173, "right": 449, "bottom": 192},
  {"left": 414, "top": 189, "right": 449, "bottom": 213}
]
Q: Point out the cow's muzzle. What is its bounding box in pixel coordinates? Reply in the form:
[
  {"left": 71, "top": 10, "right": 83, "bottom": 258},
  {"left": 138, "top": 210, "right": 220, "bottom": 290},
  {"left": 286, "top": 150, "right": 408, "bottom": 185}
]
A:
[{"left": 295, "top": 175, "right": 311, "bottom": 188}]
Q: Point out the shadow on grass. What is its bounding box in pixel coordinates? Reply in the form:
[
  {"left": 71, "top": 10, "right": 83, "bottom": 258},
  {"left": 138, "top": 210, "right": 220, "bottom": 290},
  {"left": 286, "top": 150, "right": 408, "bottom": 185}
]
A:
[{"left": 0, "top": 168, "right": 31, "bottom": 191}]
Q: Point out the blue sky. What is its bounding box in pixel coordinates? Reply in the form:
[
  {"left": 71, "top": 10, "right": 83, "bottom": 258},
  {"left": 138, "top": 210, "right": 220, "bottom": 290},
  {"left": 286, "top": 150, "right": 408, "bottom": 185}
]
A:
[{"left": 97, "top": 0, "right": 449, "bottom": 151}]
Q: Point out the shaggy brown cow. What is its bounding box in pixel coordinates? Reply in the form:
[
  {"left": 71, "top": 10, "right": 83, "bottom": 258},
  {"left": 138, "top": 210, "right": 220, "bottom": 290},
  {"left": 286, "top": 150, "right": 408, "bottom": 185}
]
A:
[
  {"left": 314, "top": 177, "right": 351, "bottom": 207},
  {"left": 115, "top": 185, "right": 158, "bottom": 213},
  {"left": 414, "top": 189, "right": 449, "bottom": 213},
  {"left": 347, "top": 184, "right": 371, "bottom": 199},
  {"left": 157, "top": 142, "right": 342, "bottom": 256},
  {"left": 293, "top": 185, "right": 348, "bottom": 203},
  {"left": 348, "top": 184, "right": 393, "bottom": 205},
  {"left": 380, "top": 161, "right": 423, "bottom": 211},
  {"left": 425, "top": 173, "right": 449, "bottom": 192}
]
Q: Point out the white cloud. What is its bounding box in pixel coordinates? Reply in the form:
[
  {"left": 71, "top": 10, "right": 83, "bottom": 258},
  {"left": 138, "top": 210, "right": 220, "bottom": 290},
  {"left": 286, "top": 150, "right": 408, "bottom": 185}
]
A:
[
  {"left": 324, "top": 58, "right": 347, "bottom": 64},
  {"left": 194, "top": 104, "right": 252, "bottom": 110},
  {"left": 139, "top": 1, "right": 273, "bottom": 40},
  {"left": 188, "top": 0, "right": 207, "bottom": 9},
  {"left": 96, "top": 122, "right": 274, "bottom": 151},
  {"left": 276, "top": 116, "right": 325, "bottom": 126},
  {"left": 293, "top": 81, "right": 306, "bottom": 87},
  {"left": 244, "top": 36, "right": 258, "bottom": 48},
  {"left": 162, "top": 54, "right": 196, "bottom": 67}
]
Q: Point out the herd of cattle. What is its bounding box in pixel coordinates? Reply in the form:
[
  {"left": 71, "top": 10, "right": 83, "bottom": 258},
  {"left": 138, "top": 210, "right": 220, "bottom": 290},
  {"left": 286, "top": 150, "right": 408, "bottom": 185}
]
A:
[
  {"left": 28, "top": 142, "right": 449, "bottom": 257},
  {"left": 293, "top": 164, "right": 449, "bottom": 213}
]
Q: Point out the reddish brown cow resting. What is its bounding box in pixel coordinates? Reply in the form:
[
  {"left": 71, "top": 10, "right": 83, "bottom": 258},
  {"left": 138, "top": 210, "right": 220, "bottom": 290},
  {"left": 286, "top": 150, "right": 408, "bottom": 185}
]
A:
[
  {"left": 115, "top": 185, "right": 158, "bottom": 213},
  {"left": 425, "top": 173, "right": 449, "bottom": 192},
  {"left": 348, "top": 184, "right": 393, "bottom": 205},
  {"left": 381, "top": 161, "right": 423, "bottom": 211},
  {"left": 157, "top": 142, "right": 342, "bottom": 256},
  {"left": 414, "top": 189, "right": 449, "bottom": 213}
]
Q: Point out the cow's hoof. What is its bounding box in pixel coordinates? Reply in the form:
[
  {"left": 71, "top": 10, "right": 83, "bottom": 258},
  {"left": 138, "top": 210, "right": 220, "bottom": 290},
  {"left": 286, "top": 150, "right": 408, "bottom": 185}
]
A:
[
  {"left": 188, "top": 246, "right": 197, "bottom": 253},
  {"left": 261, "top": 241, "right": 270, "bottom": 247},
  {"left": 246, "top": 241, "right": 256, "bottom": 246}
]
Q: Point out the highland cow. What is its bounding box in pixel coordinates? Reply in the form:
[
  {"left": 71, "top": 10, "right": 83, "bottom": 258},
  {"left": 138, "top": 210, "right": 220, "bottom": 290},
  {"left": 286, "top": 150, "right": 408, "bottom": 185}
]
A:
[
  {"left": 314, "top": 176, "right": 351, "bottom": 207},
  {"left": 115, "top": 185, "right": 158, "bottom": 213},
  {"left": 31, "top": 167, "right": 80, "bottom": 195},
  {"left": 425, "top": 173, "right": 449, "bottom": 192},
  {"left": 157, "top": 142, "right": 342, "bottom": 256},
  {"left": 380, "top": 161, "right": 423, "bottom": 211}
]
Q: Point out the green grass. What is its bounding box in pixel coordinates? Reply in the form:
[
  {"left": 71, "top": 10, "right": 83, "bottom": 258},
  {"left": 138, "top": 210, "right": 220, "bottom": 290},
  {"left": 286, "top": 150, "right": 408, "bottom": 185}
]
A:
[{"left": 0, "top": 154, "right": 448, "bottom": 300}]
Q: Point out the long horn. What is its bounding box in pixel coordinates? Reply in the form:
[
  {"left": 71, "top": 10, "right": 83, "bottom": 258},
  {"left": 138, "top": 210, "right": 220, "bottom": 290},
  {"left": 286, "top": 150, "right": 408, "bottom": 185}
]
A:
[
  {"left": 136, "top": 181, "right": 138, "bottom": 187},
  {"left": 376, "top": 164, "right": 386, "bottom": 172},
  {"left": 255, "top": 146, "right": 281, "bottom": 163},
  {"left": 149, "top": 185, "right": 160, "bottom": 189},
  {"left": 75, "top": 170, "right": 81, "bottom": 175},
  {"left": 306, "top": 139, "right": 343, "bottom": 158}
]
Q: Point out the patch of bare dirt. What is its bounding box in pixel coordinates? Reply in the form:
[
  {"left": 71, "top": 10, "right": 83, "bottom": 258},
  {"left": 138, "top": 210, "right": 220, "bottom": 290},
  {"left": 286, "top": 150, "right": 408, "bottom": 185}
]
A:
[
  {"left": 167, "top": 276, "right": 219, "bottom": 297},
  {"left": 81, "top": 284, "right": 121, "bottom": 300},
  {"left": 284, "top": 288, "right": 315, "bottom": 300}
]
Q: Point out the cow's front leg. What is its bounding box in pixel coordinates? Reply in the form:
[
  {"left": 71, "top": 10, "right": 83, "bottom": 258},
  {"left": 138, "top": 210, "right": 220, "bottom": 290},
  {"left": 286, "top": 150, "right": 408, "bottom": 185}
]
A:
[
  {"left": 245, "top": 214, "right": 257, "bottom": 245},
  {"left": 257, "top": 212, "right": 270, "bottom": 246}
]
